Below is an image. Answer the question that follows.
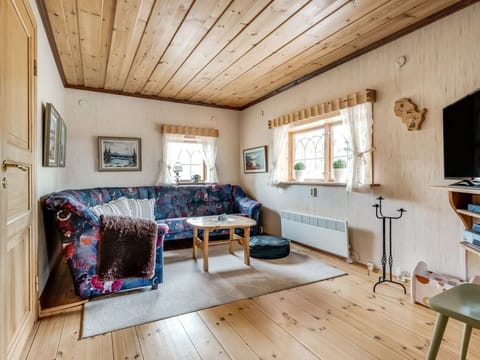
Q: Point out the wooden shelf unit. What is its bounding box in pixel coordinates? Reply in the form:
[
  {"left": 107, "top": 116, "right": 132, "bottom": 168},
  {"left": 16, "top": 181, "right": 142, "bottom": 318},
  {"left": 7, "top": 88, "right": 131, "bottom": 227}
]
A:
[
  {"left": 434, "top": 185, "right": 480, "bottom": 254},
  {"left": 460, "top": 241, "right": 480, "bottom": 256}
]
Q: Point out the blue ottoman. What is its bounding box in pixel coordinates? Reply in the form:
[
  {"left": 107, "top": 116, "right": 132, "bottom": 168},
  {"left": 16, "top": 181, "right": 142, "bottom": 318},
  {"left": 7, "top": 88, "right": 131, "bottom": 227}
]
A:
[{"left": 249, "top": 235, "right": 290, "bottom": 259}]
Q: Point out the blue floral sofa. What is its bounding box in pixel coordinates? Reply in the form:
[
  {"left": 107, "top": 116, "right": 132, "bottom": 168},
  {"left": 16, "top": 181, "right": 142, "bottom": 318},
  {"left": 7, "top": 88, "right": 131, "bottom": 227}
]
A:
[{"left": 43, "top": 184, "right": 261, "bottom": 299}]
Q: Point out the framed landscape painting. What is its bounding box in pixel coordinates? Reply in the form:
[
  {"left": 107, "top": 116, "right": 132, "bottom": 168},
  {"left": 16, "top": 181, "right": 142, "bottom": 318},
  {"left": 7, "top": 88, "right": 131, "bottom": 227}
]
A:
[
  {"left": 57, "top": 117, "right": 67, "bottom": 167},
  {"left": 243, "top": 146, "right": 267, "bottom": 173},
  {"left": 43, "top": 103, "right": 60, "bottom": 167},
  {"left": 98, "top": 137, "right": 142, "bottom": 171}
]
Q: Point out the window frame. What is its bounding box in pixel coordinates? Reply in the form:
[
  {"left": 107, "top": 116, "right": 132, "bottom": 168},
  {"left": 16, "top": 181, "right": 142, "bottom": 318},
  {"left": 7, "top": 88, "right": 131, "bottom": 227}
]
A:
[
  {"left": 170, "top": 138, "right": 207, "bottom": 183},
  {"left": 288, "top": 115, "right": 344, "bottom": 182}
]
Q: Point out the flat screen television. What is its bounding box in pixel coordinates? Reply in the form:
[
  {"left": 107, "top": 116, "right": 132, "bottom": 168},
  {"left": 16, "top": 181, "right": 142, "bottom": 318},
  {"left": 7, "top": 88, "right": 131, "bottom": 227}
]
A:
[{"left": 443, "top": 88, "right": 480, "bottom": 185}]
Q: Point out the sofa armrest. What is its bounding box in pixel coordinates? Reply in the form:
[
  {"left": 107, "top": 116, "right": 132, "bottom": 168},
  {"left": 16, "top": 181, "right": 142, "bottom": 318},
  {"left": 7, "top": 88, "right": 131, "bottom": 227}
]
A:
[
  {"left": 232, "top": 185, "right": 261, "bottom": 235},
  {"left": 63, "top": 221, "right": 169, "bottom": 299},
  {"left": 157, "top": 223, "right": 169, "bottom": 236},
  {"left": 43, "top": 192, "right": 100, "bottom": 246},
  {"left": 44, "top": 192, "right": 99, "bottom": 225}
]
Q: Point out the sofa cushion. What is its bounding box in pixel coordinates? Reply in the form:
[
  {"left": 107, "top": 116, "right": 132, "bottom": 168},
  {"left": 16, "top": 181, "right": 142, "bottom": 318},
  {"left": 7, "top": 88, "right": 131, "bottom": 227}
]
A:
[
  {"left": 90, "top": 197, "right": 132, "bottom": 217},
  {"left": 127, "top": 198, "right": 155, "bottom": 219}
]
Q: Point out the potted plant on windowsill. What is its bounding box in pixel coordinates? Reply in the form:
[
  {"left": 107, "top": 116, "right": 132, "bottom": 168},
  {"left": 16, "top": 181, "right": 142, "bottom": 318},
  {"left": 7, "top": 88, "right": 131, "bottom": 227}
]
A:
[
  {"left": 293, "top": 161, "right": 306, "bottom": 182},
  {"left": 333, "top": 159, "right": 347, "bottom": 183}
]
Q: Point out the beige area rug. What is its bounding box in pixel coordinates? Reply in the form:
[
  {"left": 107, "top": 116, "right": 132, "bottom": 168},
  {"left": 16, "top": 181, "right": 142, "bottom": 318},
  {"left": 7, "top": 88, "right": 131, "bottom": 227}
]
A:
[{"left": 82, "top": 244, "right": 346, "bottom": 337}]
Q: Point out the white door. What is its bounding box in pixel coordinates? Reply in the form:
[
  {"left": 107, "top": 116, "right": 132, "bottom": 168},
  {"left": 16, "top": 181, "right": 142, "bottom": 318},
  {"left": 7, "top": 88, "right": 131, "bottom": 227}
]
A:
[{"left": 0, "top": 0, "right": 38, "bottom": 358}]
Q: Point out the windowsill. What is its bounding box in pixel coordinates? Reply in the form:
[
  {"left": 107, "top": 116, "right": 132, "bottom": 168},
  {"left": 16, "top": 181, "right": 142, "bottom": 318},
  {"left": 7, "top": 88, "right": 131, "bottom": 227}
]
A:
[
  {"left": 280, "top": 181, "right": 346, "bottom": 186},
  {"left": 176, "top": 182, "right": 207, "bottom": 185},
  {"left": 279, "top": 181, "right": 381, "bottom": 187}
]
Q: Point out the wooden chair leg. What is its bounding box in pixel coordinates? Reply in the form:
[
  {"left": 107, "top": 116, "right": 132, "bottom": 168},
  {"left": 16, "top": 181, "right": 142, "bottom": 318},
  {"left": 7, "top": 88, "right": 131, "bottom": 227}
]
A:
[
  {"left": 460, "top": 324, "right": 472, "bottom": 360},
  {"left": 426, "top": 314, "right": 449, "bottom": 360}
]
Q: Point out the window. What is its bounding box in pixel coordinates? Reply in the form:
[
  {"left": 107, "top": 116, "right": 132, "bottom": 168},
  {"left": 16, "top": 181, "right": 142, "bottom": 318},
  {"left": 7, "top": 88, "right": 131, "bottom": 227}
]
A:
[
  {"left": 289, "top": 116, "right": 352, "bottom": 182},
  {"left": 270, "top": 101, "right": 373, "bottom": 189},
  {"left": 157, "top": 127, "right": 219, "bottom": 184},
  {"left": 167, "top": 141, "right": 206, "bottom": 182}
]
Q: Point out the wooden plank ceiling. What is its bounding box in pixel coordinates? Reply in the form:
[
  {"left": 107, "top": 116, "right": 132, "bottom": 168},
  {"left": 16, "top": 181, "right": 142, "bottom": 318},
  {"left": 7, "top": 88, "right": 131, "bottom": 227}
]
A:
[{"left": 39, "top": 0, "right": 475, "bottom": 109}]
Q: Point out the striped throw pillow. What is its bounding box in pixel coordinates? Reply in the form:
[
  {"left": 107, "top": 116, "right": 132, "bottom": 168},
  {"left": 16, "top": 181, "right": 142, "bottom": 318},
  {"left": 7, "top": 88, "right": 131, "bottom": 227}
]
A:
[
  {"left": 127, "top": 198, "right": 155, "bottom": 220},
  {"left": 90, "top": 197, "right": 132, "bottom": 217}
]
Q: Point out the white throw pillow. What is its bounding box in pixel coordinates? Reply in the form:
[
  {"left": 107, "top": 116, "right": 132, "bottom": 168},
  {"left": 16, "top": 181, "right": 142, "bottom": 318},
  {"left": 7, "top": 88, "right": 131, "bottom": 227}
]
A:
[
  {"left": 127, "top": 198, "right": 155, "bottom": 220},
  {"left": 90, "top": 197, "right": 132, "bottom": 217}
]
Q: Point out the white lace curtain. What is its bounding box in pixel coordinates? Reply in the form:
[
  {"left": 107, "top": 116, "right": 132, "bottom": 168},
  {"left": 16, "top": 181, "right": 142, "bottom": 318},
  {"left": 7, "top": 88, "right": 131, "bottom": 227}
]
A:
[
  {"left": 269, "top": 124, "right": 290, "bottom": 185},
  {"left": 199, "top": 135, "right": 219, "bottom": 183},
  {"left": 340, "top": 102, "right": 374, "bottom": 192},
  {"left": 156, "top": 133, "right": 182, "bottom": 184},
  {"left": 156, "top": 133, "right": 219, "bottom": 184}
]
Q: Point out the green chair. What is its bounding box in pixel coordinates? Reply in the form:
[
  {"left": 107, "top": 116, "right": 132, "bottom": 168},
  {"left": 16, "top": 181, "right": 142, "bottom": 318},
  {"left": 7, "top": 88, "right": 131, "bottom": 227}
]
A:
[{"left": 426, "top": 283, "right": 480, "bottom": 359}]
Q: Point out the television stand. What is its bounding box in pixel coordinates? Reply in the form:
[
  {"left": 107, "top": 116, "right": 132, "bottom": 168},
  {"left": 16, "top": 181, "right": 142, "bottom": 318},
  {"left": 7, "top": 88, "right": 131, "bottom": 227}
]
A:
[{"left": 450, "top": 180, "right": 480, "bottom": 187}]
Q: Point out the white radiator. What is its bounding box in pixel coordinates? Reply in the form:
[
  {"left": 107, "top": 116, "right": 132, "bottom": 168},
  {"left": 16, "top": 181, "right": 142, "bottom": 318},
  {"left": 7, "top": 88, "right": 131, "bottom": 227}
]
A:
[{"left": 281, "top": 210, "right": 349, "bottom": 258}]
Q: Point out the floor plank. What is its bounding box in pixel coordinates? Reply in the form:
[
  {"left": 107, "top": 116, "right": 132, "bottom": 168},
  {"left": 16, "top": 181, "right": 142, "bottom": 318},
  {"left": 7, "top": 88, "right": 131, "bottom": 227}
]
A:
[
  {"left": 83, "top": 333, "right": 114, "bottom": 360},
  {"left": 199, "top": 307, "right": 260, "bottom": 359},
  {"left": 55, "top": 312, "right": 114, "bottom": 360},
  {"left": 316, "top": 273, "right": 480, "bottom": 358},
  {"left": 178, "top": 313, "right": 230, "bottom": 359},
  {"left": 136, "top": 317, "right": 201, "bottom": 359},
  {"left": 26, "top": 315, "right": 64, "bottom": 359},
  {"left": 111, "top": 327, "right": 143, "bottom": 360},
  {"left": 252, "top": 291, "right": 401, "bottom": 360},
  {"left": 26, "top": 244, "right": 475, "bottom": 359},
  {"left": 55, "top": 312, "right": 87, "bottom": 359},
  {"left": 295, "top": 284, "right": 456, "bottom": 360},
  {"left": 206, "top": 300, "right": 318, "bottom": 359}
]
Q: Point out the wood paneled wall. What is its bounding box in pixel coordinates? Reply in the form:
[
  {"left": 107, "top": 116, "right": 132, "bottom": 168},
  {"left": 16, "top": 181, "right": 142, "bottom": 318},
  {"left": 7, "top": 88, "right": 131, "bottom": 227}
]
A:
[{"left": 239, "top": 3, "right": 480, "bottom": 278}]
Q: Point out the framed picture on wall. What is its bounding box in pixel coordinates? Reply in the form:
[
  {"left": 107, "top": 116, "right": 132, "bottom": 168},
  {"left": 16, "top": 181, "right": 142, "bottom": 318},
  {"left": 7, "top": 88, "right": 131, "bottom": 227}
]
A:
[
  {"left": 43, "top": 103, "right": 61, "bottom": 167},
  {"left": 243, "top": 146, "right": 268, "bottom": 173},
  {"left": 98, "top": 136, "right": 142, "bottom": 171},
  {"left": 57, "top": 117, "right": 67, "bottom": 167}
]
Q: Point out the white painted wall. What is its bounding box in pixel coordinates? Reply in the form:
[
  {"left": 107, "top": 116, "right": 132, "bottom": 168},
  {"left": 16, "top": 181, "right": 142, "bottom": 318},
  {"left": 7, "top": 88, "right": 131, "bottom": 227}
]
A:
[
  {"left": 30, "top": 0, "right": 67, "bottom": 292},
  {"left": 63, "top": 90, "right": 240, "bottom": 188},
  {"left": 239, "top": 3, "right": 480, "bottom": 279},
  {"left": 32, "top": 2, "right": 241, "bottom": 292}
]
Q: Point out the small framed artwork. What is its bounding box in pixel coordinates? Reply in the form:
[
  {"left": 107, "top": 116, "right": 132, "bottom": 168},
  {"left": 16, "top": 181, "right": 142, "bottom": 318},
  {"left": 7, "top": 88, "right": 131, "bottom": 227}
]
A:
[
  {"left": 243, "top": 146, "right": 268, "bottom": 173},
  {"left": 98, "top": 136, "right": 142, "bottom": 171},
  {"left": 43, "top": 103, "right": 61, "bottom": 167},
  {"left": 57, "top": 117, "right": 67, "bottom": 167}
]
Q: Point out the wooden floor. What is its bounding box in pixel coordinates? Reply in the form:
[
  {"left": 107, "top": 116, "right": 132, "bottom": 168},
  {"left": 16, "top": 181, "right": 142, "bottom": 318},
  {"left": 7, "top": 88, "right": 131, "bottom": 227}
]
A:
[{"left": 24, "top": 245, "right": 480, "bottom": 359}]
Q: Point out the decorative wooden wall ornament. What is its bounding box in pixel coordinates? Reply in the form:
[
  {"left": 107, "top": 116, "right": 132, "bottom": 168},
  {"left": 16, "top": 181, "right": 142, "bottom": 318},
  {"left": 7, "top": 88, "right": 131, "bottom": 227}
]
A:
[
  {"left": 394, "top": 98, "right": 427, "bottom": 131},
  {"left": 267, "top": 89, "right": 376, "bottom": 129}
]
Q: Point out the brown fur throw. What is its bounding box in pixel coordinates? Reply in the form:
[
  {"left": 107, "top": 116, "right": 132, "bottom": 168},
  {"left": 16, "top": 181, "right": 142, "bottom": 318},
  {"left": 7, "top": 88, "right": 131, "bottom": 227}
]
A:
[{"left": 98, "top": 215, "right": 158, "bottom": 281}]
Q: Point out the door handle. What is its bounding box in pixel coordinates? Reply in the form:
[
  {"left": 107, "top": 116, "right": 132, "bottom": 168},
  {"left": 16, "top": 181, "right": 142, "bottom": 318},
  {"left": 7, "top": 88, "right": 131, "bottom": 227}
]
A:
[{"left": 3, "top": 160, "right": 28, "bottom": 172}]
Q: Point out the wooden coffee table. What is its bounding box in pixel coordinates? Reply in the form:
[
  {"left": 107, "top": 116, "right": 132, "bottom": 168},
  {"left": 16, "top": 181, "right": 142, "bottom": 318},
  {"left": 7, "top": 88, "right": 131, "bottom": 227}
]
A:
[{"left": 186, "top": 215, "right": 257, "bottom": 272}]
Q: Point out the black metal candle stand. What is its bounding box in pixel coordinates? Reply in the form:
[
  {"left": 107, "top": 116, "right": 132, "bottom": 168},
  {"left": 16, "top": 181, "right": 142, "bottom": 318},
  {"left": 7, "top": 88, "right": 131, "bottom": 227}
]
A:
[{"left": 372, "top": 196, "right": 407, "bottom": 293}]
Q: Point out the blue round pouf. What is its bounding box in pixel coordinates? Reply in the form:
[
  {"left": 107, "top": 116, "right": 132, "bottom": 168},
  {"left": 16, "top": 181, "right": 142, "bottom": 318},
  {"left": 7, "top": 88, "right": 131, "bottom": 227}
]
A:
[{"left": 249, "top": 235, "right": 290, "bottom": 259}]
